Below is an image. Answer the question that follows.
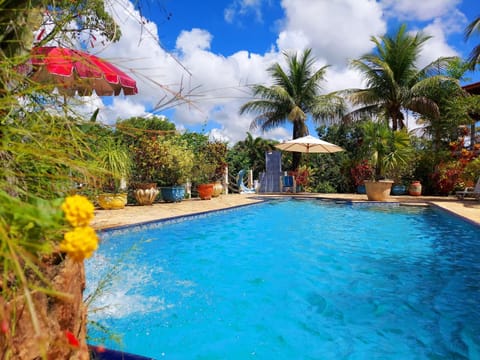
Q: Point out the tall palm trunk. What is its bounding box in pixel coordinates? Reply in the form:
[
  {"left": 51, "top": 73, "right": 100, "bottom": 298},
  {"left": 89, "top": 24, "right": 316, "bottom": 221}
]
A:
[{"left": 291, "top": 118, "right": 308, "bottom": 170}]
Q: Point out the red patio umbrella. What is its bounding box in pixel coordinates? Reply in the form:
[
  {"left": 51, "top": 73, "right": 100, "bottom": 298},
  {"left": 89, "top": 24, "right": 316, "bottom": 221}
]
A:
[{"left": 29, "top": 46, "right": 138, "bottom": 96}]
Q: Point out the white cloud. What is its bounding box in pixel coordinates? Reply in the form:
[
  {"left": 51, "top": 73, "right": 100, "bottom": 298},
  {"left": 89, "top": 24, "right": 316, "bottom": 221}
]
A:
[
  {"left": 176, "top": 29, "right": 212, "bottom": 54},
  {"left": 101, "top": 98, "right": 148, "bottom": 123},
  {"left": 380, "top": 0, "right": 461, "bottom": 21},
  {"left": 278, "top": 0, "right": 386, "bottom": 66},
  {"left": 419, "top": 20, "right": 459, "bottom": 67},
  {"left": 169, "top": 43, "right": 282, "bottom": 138},
  {"left": 224, "top": 0, "right": 264, "bottom": 24}
]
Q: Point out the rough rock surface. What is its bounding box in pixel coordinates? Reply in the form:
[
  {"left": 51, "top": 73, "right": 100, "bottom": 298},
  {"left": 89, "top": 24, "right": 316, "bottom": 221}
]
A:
[{"left": 0, "top": 257, "right": 89, "bottom": 359}]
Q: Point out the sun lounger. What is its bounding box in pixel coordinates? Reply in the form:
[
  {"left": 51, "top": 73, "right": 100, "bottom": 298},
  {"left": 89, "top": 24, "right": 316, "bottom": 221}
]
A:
[{"left": 456, "top": 177, "right": 480, "bottom": 200}]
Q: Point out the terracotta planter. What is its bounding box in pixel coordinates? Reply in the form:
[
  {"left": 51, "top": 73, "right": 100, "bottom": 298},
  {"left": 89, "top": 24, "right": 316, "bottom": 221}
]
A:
[
  {"left": 212, "top": 182, "right": 223, "bottom": 197},
  {"left": 133, "top": 183, "right": 159, "bottom": 205},
  {"left": 197, "top": 183, "right": 214, "bottom": 200},
  {"left": 364, "top": 180, "right": 393, "bottom": 201},
  {"left": 97, "top": 193, "right": 127, "bottom": 209},
  {"left": 409, "top": 181, "right": 422, "bottom": 196}
]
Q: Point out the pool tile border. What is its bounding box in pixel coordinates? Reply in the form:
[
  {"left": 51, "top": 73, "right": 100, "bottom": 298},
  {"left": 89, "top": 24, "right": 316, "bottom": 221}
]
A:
[{"left": 99, "top": 200, "right": 266, "bottom": 239}]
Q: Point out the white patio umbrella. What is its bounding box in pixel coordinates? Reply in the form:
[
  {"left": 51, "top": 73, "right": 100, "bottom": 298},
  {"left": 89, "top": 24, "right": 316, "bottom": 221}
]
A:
[{"left": 275, "top": 135, "right": 344, "bottom": 154}]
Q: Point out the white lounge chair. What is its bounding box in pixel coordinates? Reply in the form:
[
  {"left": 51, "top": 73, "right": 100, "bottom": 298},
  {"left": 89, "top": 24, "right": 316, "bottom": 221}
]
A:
[{"left": 456, "top": 177, "right": 480, "bottom": 200}]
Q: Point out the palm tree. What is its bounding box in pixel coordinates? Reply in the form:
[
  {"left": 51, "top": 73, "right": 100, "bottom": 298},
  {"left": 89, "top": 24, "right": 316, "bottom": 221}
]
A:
[
  {"left": 239, "top": 48, "right": 345, "bottom": 169},
  {"left": 347, "top": 24, "right": 459, "bottom": 131},
  {"left": 465, "top": 15, "right": 480, "bottom": 69}
]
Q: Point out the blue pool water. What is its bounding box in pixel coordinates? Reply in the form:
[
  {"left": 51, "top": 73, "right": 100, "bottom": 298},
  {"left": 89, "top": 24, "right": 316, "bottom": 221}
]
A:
[{"left": 85, "top": 199, "right": 480, "bottom": 359}]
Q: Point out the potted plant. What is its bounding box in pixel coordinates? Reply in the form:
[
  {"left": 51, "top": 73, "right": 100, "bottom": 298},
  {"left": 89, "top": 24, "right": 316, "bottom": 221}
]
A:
[
  {"left": 192, "top": 153, "right": 217, "bottom": 200},
  {"left": 96, "top": 138, "right": 133, "bottom": 209},
  {"left": 361, "top": 121, "right": 413, "bottom": 201},
  {"left": 154, "top": 136, "right": 194, "bottom": 202},
  {"left": 191, "top": 140, "right": 228, "bottom": 199},
  {"left": 207, "top": 141, "right": 228, "bottom": 197},
  {"left": 129, "top": 135, "right": 162, "bottom": 205}
]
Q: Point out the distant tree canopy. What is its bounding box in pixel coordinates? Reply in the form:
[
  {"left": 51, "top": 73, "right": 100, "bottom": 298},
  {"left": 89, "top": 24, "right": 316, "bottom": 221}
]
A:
[
  {"left": 227, "top": 132, "right": 277, "bottom": 179},
  {"left": 0, "top": 0, "right": 119, "bottom": 59}
]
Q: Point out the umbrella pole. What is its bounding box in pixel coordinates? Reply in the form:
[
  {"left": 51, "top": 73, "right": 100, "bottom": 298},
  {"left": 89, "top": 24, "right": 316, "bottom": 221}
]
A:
[{"left": 63, "top": 94, "right": 68, "bottom": 117}]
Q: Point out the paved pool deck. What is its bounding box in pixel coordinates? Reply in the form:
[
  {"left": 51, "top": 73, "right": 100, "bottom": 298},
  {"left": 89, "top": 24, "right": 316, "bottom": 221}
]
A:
[{"left": 92, "top": 193, "right": 480, "bottom": 230}]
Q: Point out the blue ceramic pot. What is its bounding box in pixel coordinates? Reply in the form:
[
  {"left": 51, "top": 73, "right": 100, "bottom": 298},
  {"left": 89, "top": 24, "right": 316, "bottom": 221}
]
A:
[
  {"left": 391, "top": 184, "right": 407, "bottom": 195},
  {"left": 160, "top": 186, "right": 185, "bottom": 202},
  {"left": 356, "top": 184, "right": 366, "bottom": 194}
]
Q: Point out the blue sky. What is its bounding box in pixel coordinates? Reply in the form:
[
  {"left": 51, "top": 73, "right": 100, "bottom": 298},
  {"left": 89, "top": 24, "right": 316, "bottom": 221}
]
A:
[{"left": 77, "top": 0, "right": 480, "bottom": 144}]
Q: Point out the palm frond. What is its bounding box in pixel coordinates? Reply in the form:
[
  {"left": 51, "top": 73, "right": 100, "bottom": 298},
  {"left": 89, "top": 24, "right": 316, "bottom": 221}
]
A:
[
  {"left": 406, "top": 96, "right": 439, "bottom": 119},
  {"left": 310, "top": 93, "right": 346, "bottom": 122},
  {"left": 467, "top": 44, "right": 480, "bottom": 69},
  {"left": 415, "top": 56, "right": 458, "bottom": 80},
  {"left": 464, "top": 16, "right": 480, "bottom": 39},
  {"left": 464, "top": 16, "right": 480, "bottom": 69}
]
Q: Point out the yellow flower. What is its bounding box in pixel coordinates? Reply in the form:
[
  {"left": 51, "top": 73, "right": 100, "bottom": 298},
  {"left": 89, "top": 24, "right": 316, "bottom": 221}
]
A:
[
  {"left": 59, "top": 226, "right": 99, "bottom": 262},
  {"left": 62, "top": 195, "right": 94, "bottom": 227}
]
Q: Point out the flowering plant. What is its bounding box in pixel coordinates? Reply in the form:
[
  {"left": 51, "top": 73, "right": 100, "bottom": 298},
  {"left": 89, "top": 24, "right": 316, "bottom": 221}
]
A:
[
  {"left": 293, "top": 165, "right": 310, "bottom": 187},
  {"left": 60, "top": 195, "right": 98, "bottom": 261},
  {"left": 431, "top": 161, "right": 463, "bottom": 195},
  {"left": 350, "top": 160, "right": 373, "bottom": 186},
  {"left": 0, "top": 193, "right": 99, "bottom": 357}
]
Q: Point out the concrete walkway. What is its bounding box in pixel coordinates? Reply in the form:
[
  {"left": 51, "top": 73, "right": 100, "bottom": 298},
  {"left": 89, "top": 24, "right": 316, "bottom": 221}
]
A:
[{"left": 92, "top": 193, "right": 480, "bottom": 229}]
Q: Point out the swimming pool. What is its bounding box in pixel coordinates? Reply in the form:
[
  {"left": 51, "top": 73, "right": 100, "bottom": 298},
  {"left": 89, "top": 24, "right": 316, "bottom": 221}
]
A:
[{"left": 85, "top": 199, "right": 480, "bottom": 359}]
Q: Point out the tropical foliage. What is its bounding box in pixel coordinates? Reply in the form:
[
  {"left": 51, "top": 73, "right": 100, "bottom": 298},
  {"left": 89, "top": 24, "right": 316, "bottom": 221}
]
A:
[
  {"left": 116, "top": 116, "right": 177, "bottom": 184},
  {"left": 240, "top": 48, "right": 345, "bottom": 169},
  {"left": 226, "top": 132, "right": 277, "bottom": 180},
  {"left": 137, "top": 135, "right": 194, "bottom": 186},
  {"left": 116, "top": 115, "right": 176, "bottom": 149},
  {"left": 416, "top": 58, "right": 473, "bottom": 153},
  {"left": 96, "top": 137, "right": 133, "bottom": 193}
]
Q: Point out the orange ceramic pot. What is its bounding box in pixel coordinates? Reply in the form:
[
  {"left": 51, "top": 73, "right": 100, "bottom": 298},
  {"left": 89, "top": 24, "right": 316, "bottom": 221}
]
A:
[{"left": 197, "top": 183, "right": 214, "bottom": 200}]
